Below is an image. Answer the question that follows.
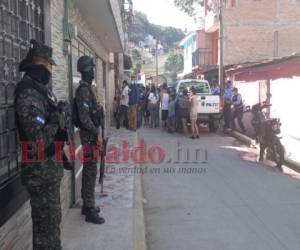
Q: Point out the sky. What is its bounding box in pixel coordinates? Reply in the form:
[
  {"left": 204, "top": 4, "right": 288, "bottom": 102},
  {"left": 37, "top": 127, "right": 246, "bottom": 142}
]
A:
[{"left": 133, "top": 0, "right": 198, "bottom": 31}]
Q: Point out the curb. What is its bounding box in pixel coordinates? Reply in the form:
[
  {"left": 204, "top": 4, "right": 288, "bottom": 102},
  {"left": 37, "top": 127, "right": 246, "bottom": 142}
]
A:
[
  {"left": 133, "top": 132, "right": 147, "bottom": 250},
  {"left": 229, "top": 130, "right": 300, "bottom": 173},
  {"left": 230, "top": 130, "right": 256, "bottom": 148},
  {"left": 285, "top": 158, "right": 300, "bottom": 173}
]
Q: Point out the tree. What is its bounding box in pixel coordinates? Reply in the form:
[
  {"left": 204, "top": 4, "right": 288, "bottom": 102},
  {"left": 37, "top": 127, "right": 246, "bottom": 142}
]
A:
[
  {"left": 161, "top": 27, "right": 185, "bottom": 47},
  {"left": 173, "top": 0, "right": 204, "bottom": 16},
  {"left": 164, "top": 52, "right": 184, "bottom": 81},
  {"left": 130, "top": 11, "right": 185, "bottom": 48}
]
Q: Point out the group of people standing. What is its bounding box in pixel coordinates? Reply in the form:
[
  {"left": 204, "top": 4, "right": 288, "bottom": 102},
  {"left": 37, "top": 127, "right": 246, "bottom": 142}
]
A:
[
  {"left": 115, "top": 82, "right": 172, "bottom": 131},
  {"left": 115, "top": 82, "right": 202, "bottom": 139},
  {"left": 115, "top": 79, "right": 247, "bottom": 137}
]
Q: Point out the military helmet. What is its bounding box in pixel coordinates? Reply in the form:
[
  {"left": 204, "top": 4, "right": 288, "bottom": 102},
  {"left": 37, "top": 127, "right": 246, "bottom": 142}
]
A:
[
  {"left": 28, "top": 39, "right": 56, "bottom": 65},
  {"left": 77, "top": 56, "right": 95, "bottom": 73}
]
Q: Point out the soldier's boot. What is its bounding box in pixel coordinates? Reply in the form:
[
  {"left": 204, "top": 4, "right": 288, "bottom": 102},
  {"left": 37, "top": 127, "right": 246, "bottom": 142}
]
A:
[
  {"left": 85, "top": 208, "right": 105, "bottom": 224},
  {"left": 81, "top": 206, "right": 100, "bottom": 215}
]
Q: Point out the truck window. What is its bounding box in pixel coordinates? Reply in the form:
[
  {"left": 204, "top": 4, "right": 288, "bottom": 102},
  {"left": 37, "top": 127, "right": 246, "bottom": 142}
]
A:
[{"left": 178, "top": 81, "right": 210, "bottom": 94}]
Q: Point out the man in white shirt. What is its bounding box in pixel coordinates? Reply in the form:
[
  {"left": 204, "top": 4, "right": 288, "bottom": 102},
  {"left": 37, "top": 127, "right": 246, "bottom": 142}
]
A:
[
  {"left": 120, "top": 80, "right": 130, "bottom": 129},
  {"left": 160, "top": 84, "right": 169, "bottom": 129}
]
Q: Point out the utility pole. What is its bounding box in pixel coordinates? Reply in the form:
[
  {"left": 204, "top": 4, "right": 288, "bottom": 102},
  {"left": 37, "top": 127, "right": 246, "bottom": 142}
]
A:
[
  {"left": 218, "top": 0, "right": 224, "bottom": 91},
  {"left": 155, "top": 37, "right": 159, "bottom": 86}
]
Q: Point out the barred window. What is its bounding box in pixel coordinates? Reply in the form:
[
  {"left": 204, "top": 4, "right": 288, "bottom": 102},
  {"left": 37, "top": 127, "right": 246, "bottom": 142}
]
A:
[{"left": 0, "top": 0, "right": 45, "bottom": 187}]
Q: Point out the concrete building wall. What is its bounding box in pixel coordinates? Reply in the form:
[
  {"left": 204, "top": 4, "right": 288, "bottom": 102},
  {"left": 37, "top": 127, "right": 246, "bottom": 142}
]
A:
[
  {"left": 69, "top": 0, "right": 109, "bottom": 102},
  {"left": 0, "top": 0, "right": 122, "bottom": 249},
  {"left": 1, "top": 1, "right": 70, "bottom": 249},
  {"left": 223, "top": 0, "right": 300, "bottom": 65}
]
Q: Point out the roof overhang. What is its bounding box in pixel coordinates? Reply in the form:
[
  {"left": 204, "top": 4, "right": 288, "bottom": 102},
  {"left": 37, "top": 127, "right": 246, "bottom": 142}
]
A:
[
  {"left": 227, "top": 55, "right": 300, "bottom": 81},
  {"left": 75, "top": 0, "right": 124, "bottom": 53}
]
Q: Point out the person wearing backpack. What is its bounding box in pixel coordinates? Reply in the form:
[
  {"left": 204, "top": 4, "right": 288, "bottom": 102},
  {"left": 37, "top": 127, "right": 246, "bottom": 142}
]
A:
[
  {"left": 74, "top": 56, "right": 105, "bottom": 224},
  {"left": 178, "top": 88, "right": 190, "bottom": 137}
]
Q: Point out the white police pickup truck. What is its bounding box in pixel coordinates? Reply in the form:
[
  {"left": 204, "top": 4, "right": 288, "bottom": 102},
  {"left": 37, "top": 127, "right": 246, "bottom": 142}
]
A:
[{"left": 176, "top": 79, "right": 223, "bottom": 132}]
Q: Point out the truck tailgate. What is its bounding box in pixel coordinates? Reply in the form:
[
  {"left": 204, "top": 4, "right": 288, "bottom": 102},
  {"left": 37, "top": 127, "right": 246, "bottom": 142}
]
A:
[{"left": 197, "top": 95, "right": 220, "bottom": 114}]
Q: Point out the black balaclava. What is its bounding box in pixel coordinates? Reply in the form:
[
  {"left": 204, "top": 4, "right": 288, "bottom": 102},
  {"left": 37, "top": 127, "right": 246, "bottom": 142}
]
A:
[
  {"left": 81, "top": 68, "right": 94, "bottom": 85},
  {"left": 25, "top": 64, "right": 51, "bottom": 85}
]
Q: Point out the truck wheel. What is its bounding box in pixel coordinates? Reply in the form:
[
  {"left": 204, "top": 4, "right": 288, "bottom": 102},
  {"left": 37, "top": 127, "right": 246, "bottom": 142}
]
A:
[{"left": 209, "top": 120, "right": 218, "bottom": 133}]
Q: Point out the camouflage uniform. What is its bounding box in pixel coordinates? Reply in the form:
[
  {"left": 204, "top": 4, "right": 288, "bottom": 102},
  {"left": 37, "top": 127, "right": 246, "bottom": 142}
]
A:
[
  {"left": 76, "top": 81, "right": 99, "bottom": 208},
  {"left": 15, "top": 40, "right": 63, "bottom": 250}
]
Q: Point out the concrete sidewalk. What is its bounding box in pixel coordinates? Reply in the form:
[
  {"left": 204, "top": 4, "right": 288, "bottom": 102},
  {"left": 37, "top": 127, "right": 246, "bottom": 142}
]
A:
[{"left": 61, "top": 129, "right": 146, "bottom": 250}]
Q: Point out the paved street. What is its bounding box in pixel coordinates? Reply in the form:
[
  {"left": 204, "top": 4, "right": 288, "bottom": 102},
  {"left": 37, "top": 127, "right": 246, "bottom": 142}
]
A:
[{"left": 140, "top": 128, "right": 300, "bottom": 250}]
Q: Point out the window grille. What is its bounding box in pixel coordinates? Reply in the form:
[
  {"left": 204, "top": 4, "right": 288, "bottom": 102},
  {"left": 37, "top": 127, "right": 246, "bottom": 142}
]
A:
[{"left": 0, "top": 0, "right": 44, "bottom": 186}]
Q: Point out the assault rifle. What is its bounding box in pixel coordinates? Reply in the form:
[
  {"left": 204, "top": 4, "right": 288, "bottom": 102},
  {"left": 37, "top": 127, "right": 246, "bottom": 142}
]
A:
[
  {"left": 97, "top": 105, "right": 108, "bottom": 194},
  {"left": 57, "top": 101, "right": 74, "bottom": 170}
]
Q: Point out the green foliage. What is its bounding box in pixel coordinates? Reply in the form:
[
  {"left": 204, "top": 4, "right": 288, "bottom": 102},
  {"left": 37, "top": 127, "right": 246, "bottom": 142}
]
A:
[
  {"left": 173, "top": 0, "right": 204, "bottom": 16},
  {"left": 130, "top": 11, "right": 185, "bottom": 48},
  {"left": 164, "top": 52, "right": 184, "bottom": 81},
  {"left": 131, "top": 61, "right": 142, "bottom": 78}
]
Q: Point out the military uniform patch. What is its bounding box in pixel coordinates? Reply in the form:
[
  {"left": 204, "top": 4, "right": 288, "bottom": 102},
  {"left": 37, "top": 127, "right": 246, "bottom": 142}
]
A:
[{"left": 36, "top": 116, "right": 45, "bottom": 125}]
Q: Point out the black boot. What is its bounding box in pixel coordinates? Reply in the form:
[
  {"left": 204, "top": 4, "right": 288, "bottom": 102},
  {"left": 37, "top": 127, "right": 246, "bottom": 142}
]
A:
[
  {"left": 85, "top": 208, "right": 105, "bottom": 224},
  {"left": 81, "top": 206, "right": 100, "bottom": 215}
]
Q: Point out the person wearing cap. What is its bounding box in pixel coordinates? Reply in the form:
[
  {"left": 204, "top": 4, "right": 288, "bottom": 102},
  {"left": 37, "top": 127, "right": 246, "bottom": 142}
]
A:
[
  {"left": 14, "top": 40, "right": 64, "bottom": 249},
  {"left": 75, "top": 56, "right": 105, "bottom": 224},
  {"left": 223, "top": 80, "right": 233, "bottom": 131}
]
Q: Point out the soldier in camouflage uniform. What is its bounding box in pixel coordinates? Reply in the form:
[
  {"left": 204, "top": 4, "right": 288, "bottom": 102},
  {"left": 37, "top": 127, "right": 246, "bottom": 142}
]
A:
[
  {"left": 14, "top": 40, "right": 64, "bottom": 249},
  {"left": 75, "top": 56, "right": 105, "bottom": 224}
]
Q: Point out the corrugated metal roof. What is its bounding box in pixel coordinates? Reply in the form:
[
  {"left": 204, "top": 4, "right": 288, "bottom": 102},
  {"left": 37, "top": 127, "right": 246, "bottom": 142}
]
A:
[{"left": 226, "top": 53, "right": 300, "bottom": 73}]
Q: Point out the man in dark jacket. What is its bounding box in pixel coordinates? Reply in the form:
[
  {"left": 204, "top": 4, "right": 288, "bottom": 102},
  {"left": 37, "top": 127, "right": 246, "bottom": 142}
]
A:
[
  {"left": 15, "top": 40, "right": 64, "bottom": 249},
  {"left": 75, "top": 56, "right": 105, "bottom": 224}
]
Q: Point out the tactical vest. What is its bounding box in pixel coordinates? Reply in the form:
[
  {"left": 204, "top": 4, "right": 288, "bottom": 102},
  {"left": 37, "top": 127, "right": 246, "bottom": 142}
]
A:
[
  {"left": 73, "top": 82, "right": 102, "bottom": 128},
  {"left": 14, "top": 75, "right": 59, "bottom": 157}
]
